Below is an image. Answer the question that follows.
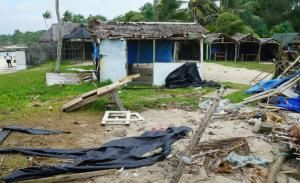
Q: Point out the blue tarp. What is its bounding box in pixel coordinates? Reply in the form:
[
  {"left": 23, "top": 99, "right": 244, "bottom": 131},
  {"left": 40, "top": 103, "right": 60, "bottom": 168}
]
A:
[
  {"left": 276, "top": 96, "right": 300, "bottom": 113},
  {"left": 127, "top": 40, "right": 173, "bottom": 64},
  {"left": 246, "top": 77, "right": 291, "bottom": 94}
]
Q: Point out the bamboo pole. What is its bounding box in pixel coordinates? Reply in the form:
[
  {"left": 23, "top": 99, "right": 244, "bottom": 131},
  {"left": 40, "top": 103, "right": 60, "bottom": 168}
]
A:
[
  {"left": 265, "top": 155, "right": 287, "bottom": 183},
  {"left": 170, "top": 87, "right": 226, "bottom": 183},
  {"left": 18, "top": 169, "right": 116, "bottom": 183}
]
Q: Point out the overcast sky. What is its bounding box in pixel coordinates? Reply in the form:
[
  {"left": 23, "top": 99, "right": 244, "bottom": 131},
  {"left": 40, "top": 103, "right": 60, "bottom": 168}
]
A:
[{"left": 0, "top": 0, "right": 152, "bottom": 35}]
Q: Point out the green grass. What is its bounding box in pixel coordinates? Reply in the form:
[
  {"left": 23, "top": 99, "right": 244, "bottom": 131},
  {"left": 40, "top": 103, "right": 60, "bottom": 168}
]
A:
[
  {"left": 0, "top": 61, "right": 216, "bottom": 120},
  {"left": 208, "top": 61, "right": 275, "bottom": 74},
  {"left": 222, "top": 82, "right": 251, "bottom": 103}
]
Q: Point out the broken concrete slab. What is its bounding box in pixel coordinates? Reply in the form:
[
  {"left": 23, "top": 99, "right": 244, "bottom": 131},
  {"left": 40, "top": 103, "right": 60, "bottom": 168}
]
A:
[{"left": 46, "top": 73, "right": 80, "bottom": 86}]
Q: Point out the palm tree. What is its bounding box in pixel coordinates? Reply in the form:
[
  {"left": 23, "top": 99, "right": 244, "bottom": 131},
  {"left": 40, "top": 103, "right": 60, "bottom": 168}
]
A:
[
  {"left": 42, "top": 10, "right": 51, "bottom": 29},
  {"left": 55, "top": 0, "right": 62, "bottom": 73},
  {"left": 189, "top": 0, "right": 220, "bottom": 25}
]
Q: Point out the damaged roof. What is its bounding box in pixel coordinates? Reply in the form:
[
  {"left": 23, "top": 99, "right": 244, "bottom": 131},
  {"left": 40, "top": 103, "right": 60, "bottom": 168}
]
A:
[
  {"left": 40, "top": 22, "right": 80, "bottom": 42},
  {"left": 92, "top": 22, "right": 207, "bottom": 40},
  {"left": 205, "top": 33, "right": 237, "bottom": 44},
  {"left": 232, "top": 33, "right": 259, "bottom": 42}
]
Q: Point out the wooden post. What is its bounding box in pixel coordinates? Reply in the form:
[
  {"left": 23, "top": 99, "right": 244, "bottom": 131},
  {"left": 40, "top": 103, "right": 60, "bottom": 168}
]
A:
[
  {"left": 206, "top": 43, "right": 209, "bottom": 61},
  {"left": 170, "top": 87, "right": 226, "bottom": 183},
  {"left": 234, "top": 44, "right": 237, "bottom": 63},
  {"left": 258, "top": 44, "right": 262, "bottom": 63},
  {"left": 200, "top": 38, "right": 204, "bottom": 63},
  {"left": 225, "top": 44, "right": 228, "bottom": 62},
  {"left": 112, "top": 90, "right": 126, "bottom": 111},
  {"left": 137, "top": 41, "right": 141, "bottom": 72},
  {"left": 82, "top": 39, "right": 85, "bottom": 63},
  {"left": 152, "top": 39, "right": 156, "bottom": 85},
  {"left": 209, "top": 44, "right": 212, "bottom": 61},
  {"left": 173, "top": 41, "right": 177, "bottom": 62}
]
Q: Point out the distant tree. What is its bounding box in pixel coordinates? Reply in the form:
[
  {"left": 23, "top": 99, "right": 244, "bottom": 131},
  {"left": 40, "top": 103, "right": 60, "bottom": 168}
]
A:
[
  {"left": 189, "top": 0, "right": 220, "bottom": 25},
  {"left": 42, "top": 10, "right": 52, "bottom": 29},
  {"left": 140, "top": 3, "right": 154, "bottom": 21},
  {"left": 216, "top": 12, "right": 253, "bottom": 35},
  {"left": 71, "top": 14, "right": 86, "bottom": 24},
  {"left": 55, "top": 0, "right": 62, "bottom": 73},
  {"left": 270, "top": 21, "right": 295, "bottom": 34},
  {"left": 114, "top": 11, "right": 145, "bottom": 22},
  {"left": 63, "top": 10, "right": 73, "bottom": 22}
]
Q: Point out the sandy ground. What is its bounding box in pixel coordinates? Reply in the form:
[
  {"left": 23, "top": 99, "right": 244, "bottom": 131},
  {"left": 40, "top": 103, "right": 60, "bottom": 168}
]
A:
[
  {"left": 1, "top": 106, "right": 299, "bottom": 182},
  {"left": 203, "top": 62, "right": 271, "bottom": 85},
  {"left": 0, "top": 58, "right": 16, "bottom": 74}
]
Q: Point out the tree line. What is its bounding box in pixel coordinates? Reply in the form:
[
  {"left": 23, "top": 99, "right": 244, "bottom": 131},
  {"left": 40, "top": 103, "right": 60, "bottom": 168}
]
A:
[{"left": 1, "top": 0, "right": 300, "bottom": 46}]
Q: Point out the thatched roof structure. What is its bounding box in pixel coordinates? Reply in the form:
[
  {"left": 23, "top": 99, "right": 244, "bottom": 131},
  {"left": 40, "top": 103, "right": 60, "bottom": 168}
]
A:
[
  {"left": 232, "top": 33, "right": 259, "bottom": 43},
  {"left": 205, "top": 33, "right": 237, "bottom": 44},
  {"left": 64, "top": 26, "right": 92, "bottom": 40},
  {"left": 92, "top": 22, "right": 207, "bottom": 40},
  {"left": 258, "top": 38, "right": 279, "bottom": 45},
  {"left": 40, "top": 22, "right": 80, "bottom": 42}
]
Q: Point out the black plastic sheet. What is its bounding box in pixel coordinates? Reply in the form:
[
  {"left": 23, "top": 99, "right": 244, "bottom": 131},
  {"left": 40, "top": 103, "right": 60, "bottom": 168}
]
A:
[
  {"left": 1, "top": 126, "right": 191, "bottom": 182},
  {"left": 165, "top": 62, "right": 220, "bottom": 89},
  {"left": 0, "top": 126, "right": 69, "bottom": 144}
]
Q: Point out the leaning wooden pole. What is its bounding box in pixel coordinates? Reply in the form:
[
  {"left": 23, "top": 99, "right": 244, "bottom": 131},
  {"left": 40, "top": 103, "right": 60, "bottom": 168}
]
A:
[
  {"left": 265, "top": 155, "right": 287, "bottom": 183},
  {"left": 18, "top": 169, "right": 116, "bottom": 183},
  {"left": 170, "top": 87, "right": 226, "bottom": 183}
]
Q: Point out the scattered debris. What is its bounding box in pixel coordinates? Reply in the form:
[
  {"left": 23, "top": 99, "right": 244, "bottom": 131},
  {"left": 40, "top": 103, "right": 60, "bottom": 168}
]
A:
[
  {"left": 46, "top": 73, "right": 80, "bottom": 86},
  {"left": 225, "top": 152, "right": 270, "bottom": 167}
]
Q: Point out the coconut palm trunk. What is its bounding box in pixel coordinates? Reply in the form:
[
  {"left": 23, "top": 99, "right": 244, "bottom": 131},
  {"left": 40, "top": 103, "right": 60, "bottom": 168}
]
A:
[{"left": 55, "top": 0, "right": 63, "bottom": 73}]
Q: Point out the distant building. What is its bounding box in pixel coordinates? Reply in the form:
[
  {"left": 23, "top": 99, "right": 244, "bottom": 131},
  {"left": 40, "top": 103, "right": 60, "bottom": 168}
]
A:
[{"left": 39, "top": 22, "right": 93, "bottom": 62}]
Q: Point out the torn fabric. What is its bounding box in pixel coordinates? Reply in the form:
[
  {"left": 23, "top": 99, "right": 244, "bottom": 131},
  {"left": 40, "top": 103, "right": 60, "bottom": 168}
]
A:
[{"left": 0, "top": 126, "right": 69, "bottom": 144}]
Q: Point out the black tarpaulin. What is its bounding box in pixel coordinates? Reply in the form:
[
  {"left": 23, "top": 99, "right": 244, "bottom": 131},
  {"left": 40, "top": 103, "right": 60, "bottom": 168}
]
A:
[
  {"left": 0, "top": 126, "right": 69, "bottom": 144},
  {"left": 165, "top": 62, "right": 220, "bottom": 89},
  {"left": 1, "top": 126, "right": 191, "bottom": 183},
  {"left": 165, "top": 62, "right": 202, "bottom": 88}
]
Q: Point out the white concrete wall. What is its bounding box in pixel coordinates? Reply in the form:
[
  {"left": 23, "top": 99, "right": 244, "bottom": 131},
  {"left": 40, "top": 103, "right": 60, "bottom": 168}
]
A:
[
  {"left": 15, "top": 51, "right": 27, "bottom": 70},
  {"left": 153, "top": 62, "right": 202, "bottom": 86},
  {"left": 100, "top": 40, "right": 127, "bottom": 82}
]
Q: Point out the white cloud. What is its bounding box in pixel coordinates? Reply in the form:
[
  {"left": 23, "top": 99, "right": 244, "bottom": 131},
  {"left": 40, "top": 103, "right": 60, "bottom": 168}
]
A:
[{"left": 0, "top": 0, "right": 152, "bottom": 34}]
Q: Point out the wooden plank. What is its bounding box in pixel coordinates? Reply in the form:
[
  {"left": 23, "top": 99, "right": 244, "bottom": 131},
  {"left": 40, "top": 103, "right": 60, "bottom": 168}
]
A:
[
  {"left": 279, "top": 55, "right": 300, "bottom": 78},
  {"left": 170, "top": 87, "right": 226, "bottom": 183},
  {"left": 18, "top": 169, "right": 116, "bottom": 183},
  {"left": 61, "top": 74, "right": 140, "bottom": 112},
  {"left": 111, "top": 90, "right": 126, "bottom": 111}
]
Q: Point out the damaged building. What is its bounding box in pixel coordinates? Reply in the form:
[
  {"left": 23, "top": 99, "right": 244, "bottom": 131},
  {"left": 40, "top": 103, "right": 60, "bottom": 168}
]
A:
[{"left": 91, "top": 22, "right": 207, "bottom": 85}]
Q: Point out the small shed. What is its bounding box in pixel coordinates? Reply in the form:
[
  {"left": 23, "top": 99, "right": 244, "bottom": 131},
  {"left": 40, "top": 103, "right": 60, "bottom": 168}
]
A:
[
  {"left": 258, "top": 38, "right": 279, "bottom": 62},
  {"left": 39, "top": 22, "right": 93, "bottom": 61},
  {"left": 233, "top": 33, "right": 260, "bottom": 61},
  {"left": 92, "top": 22, "right": 207, "bottom": 85},
  {"left": 205, "top": 33, "right": 238, "bottom": 61}
]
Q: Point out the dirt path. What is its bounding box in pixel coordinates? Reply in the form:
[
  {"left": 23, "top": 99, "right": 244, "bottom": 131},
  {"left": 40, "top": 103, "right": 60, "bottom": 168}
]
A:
[{"left": 203, "top": 62, "right": 271, "bottom": 85}]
